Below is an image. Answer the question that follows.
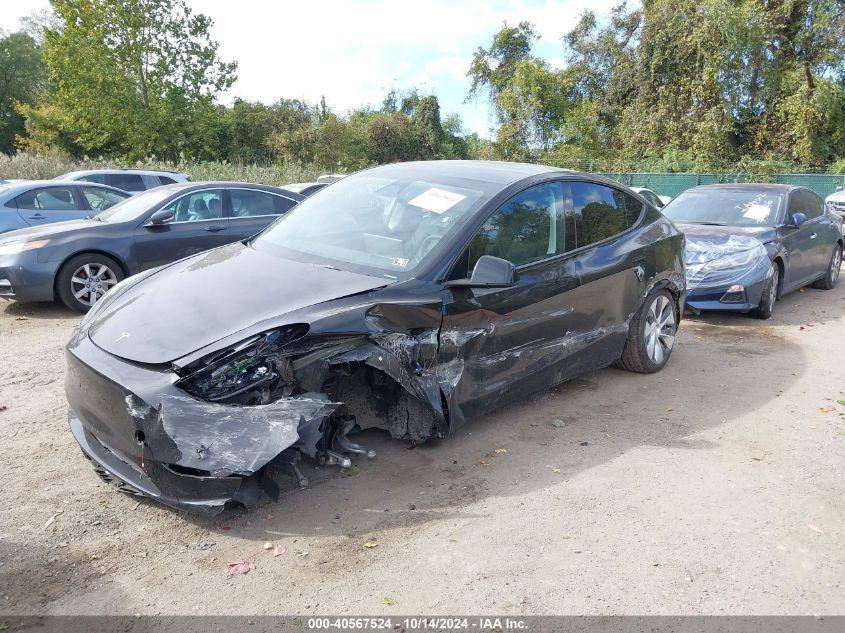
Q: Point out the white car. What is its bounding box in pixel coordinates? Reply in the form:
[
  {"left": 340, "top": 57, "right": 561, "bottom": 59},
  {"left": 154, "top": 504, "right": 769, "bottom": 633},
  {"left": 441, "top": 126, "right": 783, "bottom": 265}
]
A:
[
  {"left": 55, "top": 169, "right": 191, "bottom": 194},
  {"left": 826, "top": 186, "right": 845, "bottom": 235},
  {"left": 631, "top": 187, "right": 671, "bottom": 209}
]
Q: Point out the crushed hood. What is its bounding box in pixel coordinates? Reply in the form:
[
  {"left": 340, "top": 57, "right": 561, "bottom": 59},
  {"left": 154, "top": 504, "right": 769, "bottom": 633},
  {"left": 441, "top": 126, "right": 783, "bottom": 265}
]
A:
[{"left": 88, "top": 242, "right": 388, "bottom": 364}]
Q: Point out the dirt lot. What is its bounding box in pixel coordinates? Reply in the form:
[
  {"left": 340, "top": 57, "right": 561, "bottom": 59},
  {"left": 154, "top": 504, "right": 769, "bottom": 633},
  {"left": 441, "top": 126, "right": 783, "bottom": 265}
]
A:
[{"left": 1, "top": 278, "right": 843, "bottom": 616}]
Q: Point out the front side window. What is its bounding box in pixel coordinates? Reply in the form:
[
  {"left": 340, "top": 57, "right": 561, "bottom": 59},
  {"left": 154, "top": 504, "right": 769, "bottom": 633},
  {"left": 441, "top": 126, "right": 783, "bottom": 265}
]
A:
[
  {"left": 230, "top": 189, "right": 295, "bottom": 217},
  {"left": 109, "top": 173, "right": 146, "bottom": 192},
  {"left": 81, "top": 187, "right": 129, "bottom": 212},
  {"left": 468, "top": 182, "right": 570, "bottom": 270},
  {"left": 663, "top": 188, "right": 784, "bottom": 226},
  {"left": 571, "top": 182, "right": 629, "bottom": 246},
  {"left": 162, "top": 190, "right": 224, "bottom": 223},
  {"left": 13, "top": 187, "right": 80, "bottom": 211},
  {"left": 791, "top": 189, "right": 823, "bottom": 219}
]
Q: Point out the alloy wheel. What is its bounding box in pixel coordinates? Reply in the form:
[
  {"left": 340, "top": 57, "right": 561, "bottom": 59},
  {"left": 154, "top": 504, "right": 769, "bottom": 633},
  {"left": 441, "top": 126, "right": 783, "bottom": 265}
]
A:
[
  {"left": 71, "top": 263, "right": 118, "bottom": 306},
  {"left": 644, "top": 294, "right": 676, "bottom": 365},
  {"left": 768, "top": 266, "right": 779, "bottom": 310},
  {"left": 831, "top": 248, "right": 842, "bottom": 285}
]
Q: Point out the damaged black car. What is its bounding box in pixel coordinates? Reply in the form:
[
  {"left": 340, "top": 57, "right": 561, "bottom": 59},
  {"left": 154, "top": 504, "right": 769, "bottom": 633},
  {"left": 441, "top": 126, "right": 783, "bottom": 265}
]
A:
[{"left": 65, "top": 161, "right": 686, "bottom": 515}]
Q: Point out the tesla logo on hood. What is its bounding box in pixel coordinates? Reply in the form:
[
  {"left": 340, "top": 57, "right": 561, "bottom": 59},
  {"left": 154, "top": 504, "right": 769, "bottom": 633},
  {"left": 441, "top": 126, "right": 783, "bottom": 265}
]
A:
[{"left": 114, "top": 332, "right": 131, "bottom": 343}]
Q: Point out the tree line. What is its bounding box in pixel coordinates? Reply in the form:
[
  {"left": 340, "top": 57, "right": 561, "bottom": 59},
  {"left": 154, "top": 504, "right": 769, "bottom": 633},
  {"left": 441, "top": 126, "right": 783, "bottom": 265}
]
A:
[{"left": 1, "top": 0, "right": 844, "bottom": 174}]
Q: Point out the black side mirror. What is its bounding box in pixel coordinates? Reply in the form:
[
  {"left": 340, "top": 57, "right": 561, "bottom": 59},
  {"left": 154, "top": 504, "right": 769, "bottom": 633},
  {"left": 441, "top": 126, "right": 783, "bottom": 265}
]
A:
[
  {"left": 146, "top": 209, "right": 175, "bottom": 226},
  {"left": 788, "top": 212, "right": 807, "bottom": 228},
  {"left": 444, "top": 255, "right": 516, "bottom": 289}
]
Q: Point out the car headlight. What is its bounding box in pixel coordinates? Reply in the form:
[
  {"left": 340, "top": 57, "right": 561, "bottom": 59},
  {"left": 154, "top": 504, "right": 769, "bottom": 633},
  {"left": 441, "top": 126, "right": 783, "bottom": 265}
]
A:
[
  {"left": 0, "top": 239, "right": 49, "bottom": 256},
  {"left": 704, "top": 248, "right": 760, "bottom": 270},
  {"left": 174, "top": 325, "right": 309, "bottom": 404}
]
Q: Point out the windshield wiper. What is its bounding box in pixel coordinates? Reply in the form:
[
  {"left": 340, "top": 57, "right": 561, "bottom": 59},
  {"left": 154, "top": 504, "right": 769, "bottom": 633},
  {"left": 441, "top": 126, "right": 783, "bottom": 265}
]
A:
[{"left": 688, "top": 221, "right": 728, "bottom": 226}]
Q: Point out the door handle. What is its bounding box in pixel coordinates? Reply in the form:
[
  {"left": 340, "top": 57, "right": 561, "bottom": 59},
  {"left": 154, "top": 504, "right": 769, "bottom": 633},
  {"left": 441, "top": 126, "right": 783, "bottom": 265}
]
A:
[
  {"left": 204, "top": 225, "right": 225, "bottom": 233},
  {"left": 29, "top": 213, "right": 46, "bottom": 220},
  {"left": 809, "top": 233, "right": 817, "bottom": 239}
]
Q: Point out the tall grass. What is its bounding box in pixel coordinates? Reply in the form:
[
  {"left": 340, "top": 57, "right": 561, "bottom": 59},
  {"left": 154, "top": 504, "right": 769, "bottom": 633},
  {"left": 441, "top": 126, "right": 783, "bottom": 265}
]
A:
[{"left": 0, "top": 153, "right": 324, "bottom": 186}]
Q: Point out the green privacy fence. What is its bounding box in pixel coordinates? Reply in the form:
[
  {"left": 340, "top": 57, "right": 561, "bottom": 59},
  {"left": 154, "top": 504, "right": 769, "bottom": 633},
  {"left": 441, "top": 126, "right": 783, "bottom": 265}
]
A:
[{"left": 598, "top": 173, "right": 845, "bottom": 200}]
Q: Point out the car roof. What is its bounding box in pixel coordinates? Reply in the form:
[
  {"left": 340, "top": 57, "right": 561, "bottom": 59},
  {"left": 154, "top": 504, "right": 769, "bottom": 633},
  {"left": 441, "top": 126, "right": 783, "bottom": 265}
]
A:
[
  {"left": 142, "top": 181, "right": 305, "bottom": 198},
  {"left": 687, "top": 183, "right": 799, "bottom": 194},
  {"left": 60, "top": 169, "right": 185, "bottom": 177},
  {"left": 362, "top": 160, "right": 569, "bottom": 186},
  {"left": 0, "top": 180, "right": 127, "bottom": 194}
]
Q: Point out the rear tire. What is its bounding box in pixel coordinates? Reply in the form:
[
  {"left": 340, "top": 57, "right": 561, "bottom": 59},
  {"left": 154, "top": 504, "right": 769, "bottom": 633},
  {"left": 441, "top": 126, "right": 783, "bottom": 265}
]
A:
[
  {"left": 617, "top": 288, "right": 678, "bottom": 374},
  {"left": 56, "top": 253, "right": 124, "bottom": 313},
  {"left": 751, "top": 263, "right": 778, "bottom": 320},
  {"left": 811, "top": 244, "right": 842, "bottom": 290}
]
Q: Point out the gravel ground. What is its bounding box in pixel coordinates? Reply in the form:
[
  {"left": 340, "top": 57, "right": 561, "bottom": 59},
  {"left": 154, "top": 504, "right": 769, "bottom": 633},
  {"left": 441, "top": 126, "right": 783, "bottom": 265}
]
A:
[{"left": 0, "top": 278, "right": 843, "bottom": 616}]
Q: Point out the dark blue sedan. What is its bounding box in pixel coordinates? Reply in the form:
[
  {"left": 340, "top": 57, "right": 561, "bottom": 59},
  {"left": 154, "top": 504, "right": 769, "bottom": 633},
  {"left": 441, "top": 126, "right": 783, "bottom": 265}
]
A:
[
  {"left": 663, "top": 184, "right": 843, "bottom": 318},
  {"left": 0, "top": 182, "right": 303, "bottom": 311}
]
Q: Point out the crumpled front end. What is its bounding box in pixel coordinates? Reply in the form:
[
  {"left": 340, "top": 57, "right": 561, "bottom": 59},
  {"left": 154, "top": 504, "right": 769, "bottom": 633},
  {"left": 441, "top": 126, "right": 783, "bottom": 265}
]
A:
[
  {"left": 65, "top": 298, "right": 447, "bottom": 515},
  {"left": 684, "top": 235, "right": 772, "bottom": 313}
]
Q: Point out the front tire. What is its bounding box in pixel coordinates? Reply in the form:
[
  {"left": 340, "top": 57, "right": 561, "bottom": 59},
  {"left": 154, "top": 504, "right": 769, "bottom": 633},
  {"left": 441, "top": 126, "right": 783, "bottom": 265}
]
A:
[
  {"left": 751, "top": 263, "right": 778, "bottom": 320},
  {"left": 617, "top": 288, "right": 678, "bottom": 374},
  {"left": 56, "top": 253, "right": 124, "bottom": 313},
  {"left": 812, "top": 244, "right": 842, "bottom": 290}
]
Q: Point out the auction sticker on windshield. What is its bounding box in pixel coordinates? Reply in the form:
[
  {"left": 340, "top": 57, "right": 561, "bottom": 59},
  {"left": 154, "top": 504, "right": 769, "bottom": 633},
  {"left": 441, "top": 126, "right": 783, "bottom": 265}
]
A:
[
  {"left": 742, "top": 202, "right": 773, "bottom": 222},
  {"left": 409, "top": 187, "right": 466, "bottom": 214}
]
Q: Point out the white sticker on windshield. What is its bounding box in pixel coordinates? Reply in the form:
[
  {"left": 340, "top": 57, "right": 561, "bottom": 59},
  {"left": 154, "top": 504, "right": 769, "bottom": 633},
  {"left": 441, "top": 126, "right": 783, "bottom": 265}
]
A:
[
  {"left": 392, "top": 257, "right": 409, "bottom": 267},
  {"left": 408, "top": 188, "right": 466, "bottom": 214},
  {"left": 742, "top": 203, "right": 771, "bottom": 221}
]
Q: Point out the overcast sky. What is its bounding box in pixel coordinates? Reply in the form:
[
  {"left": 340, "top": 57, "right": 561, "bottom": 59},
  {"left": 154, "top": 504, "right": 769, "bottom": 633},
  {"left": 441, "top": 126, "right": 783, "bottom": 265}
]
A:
[{"left": 1, "top": 0, "right": 617, "bottom": 137}]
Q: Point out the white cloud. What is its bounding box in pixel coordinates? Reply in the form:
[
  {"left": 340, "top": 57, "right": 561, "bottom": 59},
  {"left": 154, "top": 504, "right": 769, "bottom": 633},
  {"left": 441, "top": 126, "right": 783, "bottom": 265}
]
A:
[{"left": 0, "top": 0, "right": 622, "bottom": 134}]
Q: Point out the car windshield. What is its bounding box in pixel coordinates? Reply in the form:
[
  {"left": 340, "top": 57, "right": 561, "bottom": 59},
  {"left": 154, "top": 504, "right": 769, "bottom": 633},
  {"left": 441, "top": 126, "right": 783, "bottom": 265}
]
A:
[
  {"left": 94, "top": 188, "right": 175, "bottom": 222},
  {"left": 253, "top": 171, "right": 492, "bottom": 279},
  {"left": 662, "top": 188, "right": 784, "bottom": 226}
]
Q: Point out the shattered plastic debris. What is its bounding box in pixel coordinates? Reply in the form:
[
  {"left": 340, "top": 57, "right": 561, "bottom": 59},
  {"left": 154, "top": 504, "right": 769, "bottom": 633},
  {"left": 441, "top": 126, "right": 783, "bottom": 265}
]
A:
[
  {"left": 550, "top": 419, "right": 566, "bottom": 428},
  {"left": 363, "top": 540, "right": 378, "bottom": 549},
  {"left": 494, "top": 448, "right": 508, "bottom": 454},
  {"left": 684, "top": 235, "right": 772, "bottom": 292},
  {"left": 0, "top": 405, "right": 7, "bottom": 413},
  {"left": 273, "top": 544, "right": 287, "bottom": 557},
  {"left": 226, "top": 558, "right": 255, "bottom": 576},
  {"left": 43, "top": 511, "right": 63, "bottom": 529}
]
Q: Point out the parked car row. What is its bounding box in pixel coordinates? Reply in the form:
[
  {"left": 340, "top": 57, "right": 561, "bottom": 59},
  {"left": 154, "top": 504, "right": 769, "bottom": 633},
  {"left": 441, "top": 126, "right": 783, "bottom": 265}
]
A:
[{"left": 1, "top": 161, "right": 841, "bottom": 516}]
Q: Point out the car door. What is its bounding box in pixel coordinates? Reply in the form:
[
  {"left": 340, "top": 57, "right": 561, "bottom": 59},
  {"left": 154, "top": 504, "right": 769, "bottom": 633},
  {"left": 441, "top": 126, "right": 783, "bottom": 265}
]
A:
[
  {"left": 565, "top": 181, "right": 648, "bottom": 366},
  {"left": 226, "top": 187, "right": 298, "bottom": 240},
  {"left": 11, "top": 186, "right": 90, "bottom": 226},
  {"left": 805, "top": 190, "right": 840, "bottom": 274},
  {"left": 132, "top": 188, "right": 230, "bottom": 270},
  {"left": 438, "top": 180, "right": 583, "bottom": 424},
  {"left": 781, "top": 189, "right": 821, "bottom": 289}
]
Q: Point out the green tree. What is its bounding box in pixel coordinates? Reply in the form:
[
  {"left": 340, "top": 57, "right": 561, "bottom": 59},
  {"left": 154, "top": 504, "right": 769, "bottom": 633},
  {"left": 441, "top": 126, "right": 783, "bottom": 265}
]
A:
[
  {"left": 0, "top": 30, "right": 45, "bottom": 154},
  {"left": 24, "top": 0, "right": 236, "bottom": 160}
]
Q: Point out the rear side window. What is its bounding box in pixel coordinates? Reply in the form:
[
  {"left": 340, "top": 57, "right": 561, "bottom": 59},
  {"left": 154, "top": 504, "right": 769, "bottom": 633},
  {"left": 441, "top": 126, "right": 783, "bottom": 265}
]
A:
[
  {"left": 622, "top": 192, "right": 644, "bottom": 224},
  {"left": 230, "top": 189, "right": 295, "bottom": 217},
  {"left": 569, "top": 182, "right": 629, "bottom": 247},
  {"left": 13, "top": 187, "right": 81, "bottom": 211},
  {"left": 108, "top": 173, "right": 146, "bottom": 192},
  {"left": 467, "top": 181, "right": 572, "bottom": 269},
  {"left": 78, "top": 173, "right": 108, "bottom": 185},
  {"left": 157, "top": 175, "right": 177, "bottom": 185}
]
